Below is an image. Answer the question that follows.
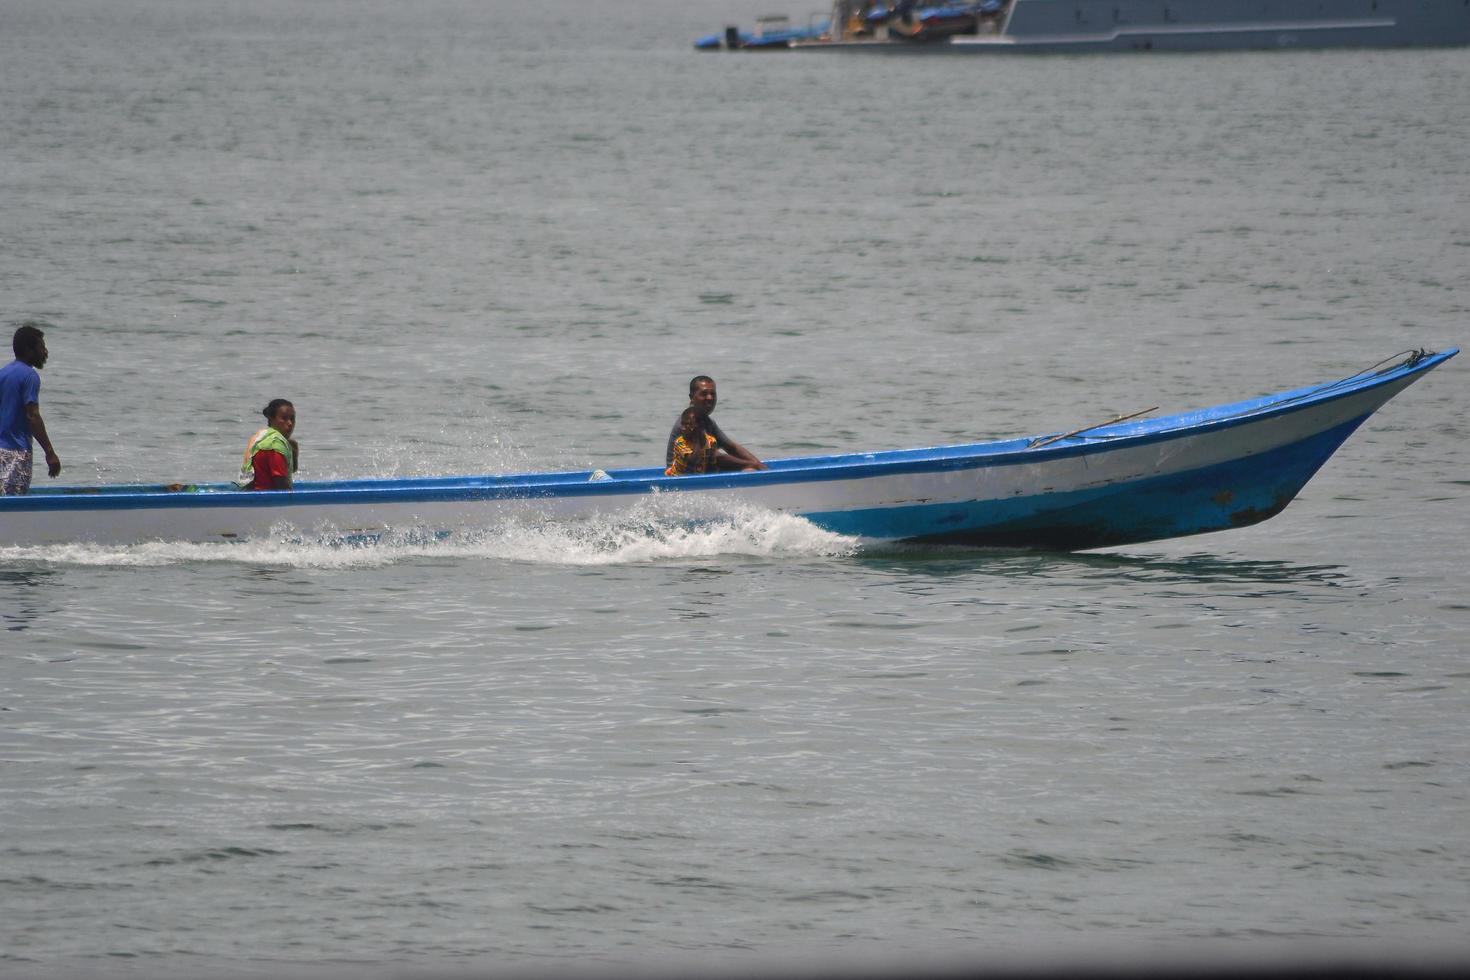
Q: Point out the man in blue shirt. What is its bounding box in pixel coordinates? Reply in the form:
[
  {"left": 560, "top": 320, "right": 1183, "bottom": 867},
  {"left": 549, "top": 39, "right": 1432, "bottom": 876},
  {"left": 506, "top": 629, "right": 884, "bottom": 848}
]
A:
[{"left": 0, "top": 323, "right": 62, "bottom": 495}]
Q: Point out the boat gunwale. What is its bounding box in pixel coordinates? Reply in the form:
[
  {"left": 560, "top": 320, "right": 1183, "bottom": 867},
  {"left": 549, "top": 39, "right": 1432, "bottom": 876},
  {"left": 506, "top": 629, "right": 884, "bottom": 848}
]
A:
[{"left": 1, "top": 349, "right": 1456, "bottom": 515}]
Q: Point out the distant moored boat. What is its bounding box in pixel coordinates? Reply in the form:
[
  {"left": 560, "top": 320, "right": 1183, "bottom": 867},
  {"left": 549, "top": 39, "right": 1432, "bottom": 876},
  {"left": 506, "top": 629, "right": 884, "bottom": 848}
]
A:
[{"left": 694, "top": 1, "right": 1470, "bottom": 53}]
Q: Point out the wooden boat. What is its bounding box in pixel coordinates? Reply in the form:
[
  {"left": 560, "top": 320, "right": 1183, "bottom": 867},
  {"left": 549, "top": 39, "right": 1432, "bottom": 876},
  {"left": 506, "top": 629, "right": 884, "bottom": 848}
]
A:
[{"left": 0, "top": 348, "right": 1455, "bottom": 550}]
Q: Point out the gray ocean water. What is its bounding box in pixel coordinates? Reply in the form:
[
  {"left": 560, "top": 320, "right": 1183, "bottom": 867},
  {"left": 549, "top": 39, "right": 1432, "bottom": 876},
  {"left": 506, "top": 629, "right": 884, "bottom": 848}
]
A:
[{"left": 3, "top": 1, "right": 1469, "bottom": 976}]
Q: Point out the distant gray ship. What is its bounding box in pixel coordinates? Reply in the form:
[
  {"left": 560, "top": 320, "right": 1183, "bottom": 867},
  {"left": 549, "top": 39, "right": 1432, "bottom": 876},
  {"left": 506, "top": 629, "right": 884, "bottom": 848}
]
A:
[{"left": 695, "top": 1, "right": 1470, "bottom": 52}]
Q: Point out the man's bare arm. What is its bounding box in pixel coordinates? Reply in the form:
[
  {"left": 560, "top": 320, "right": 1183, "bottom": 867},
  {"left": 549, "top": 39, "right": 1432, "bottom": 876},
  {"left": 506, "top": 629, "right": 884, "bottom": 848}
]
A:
[
  {"left": 711, "top": 426, "right": 766, "bottom": 470},
  {"left": 24, "top": 403, "right": 61, "bottom": 477},
  {"left": 722, "top": 439, "right": 766, "bottom": 470}
]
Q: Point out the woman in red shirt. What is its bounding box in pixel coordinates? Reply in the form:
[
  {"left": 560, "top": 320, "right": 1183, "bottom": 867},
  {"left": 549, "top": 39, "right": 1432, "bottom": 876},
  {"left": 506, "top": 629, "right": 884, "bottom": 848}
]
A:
[{"left": 237, "top": 399, "right": 299, "bottom": 490}]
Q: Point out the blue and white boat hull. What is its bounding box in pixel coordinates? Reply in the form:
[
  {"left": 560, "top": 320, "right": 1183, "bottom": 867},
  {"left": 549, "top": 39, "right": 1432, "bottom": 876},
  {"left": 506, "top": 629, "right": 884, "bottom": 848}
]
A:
[{"left": 1, "top": 349, "right": 1455, "bottom": 550}]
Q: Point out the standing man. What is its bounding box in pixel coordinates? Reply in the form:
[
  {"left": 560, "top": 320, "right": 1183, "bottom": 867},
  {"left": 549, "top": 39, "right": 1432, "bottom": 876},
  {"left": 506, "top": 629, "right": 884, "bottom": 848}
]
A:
[
  {"left": 665, "top": 375, "right": 766, "bottom": 472},
  {"left": 829, "top": 0, "right": 863, "bottom": 40},
  {"left": 0, "top": 323, "right": 62, "bottom": 495}
]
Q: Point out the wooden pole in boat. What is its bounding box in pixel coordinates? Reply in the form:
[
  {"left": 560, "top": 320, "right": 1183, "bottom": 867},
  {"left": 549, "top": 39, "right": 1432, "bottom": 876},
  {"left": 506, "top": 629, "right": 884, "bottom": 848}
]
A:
[{"left": 1029, "top": 406, "right": 1159, "bottom": 449}]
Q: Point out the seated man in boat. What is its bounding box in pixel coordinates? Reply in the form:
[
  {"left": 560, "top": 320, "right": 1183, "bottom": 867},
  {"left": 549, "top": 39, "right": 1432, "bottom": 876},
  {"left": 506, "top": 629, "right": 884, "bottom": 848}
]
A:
[
  {"left": 235, "top": 398, "right": 299, "bottom": 490},
  {"left": 666, "top": 375, "right": 766, "bottom": 473},
  {"left": 0, "top": 323, "right": 62, "bottom": 495}
]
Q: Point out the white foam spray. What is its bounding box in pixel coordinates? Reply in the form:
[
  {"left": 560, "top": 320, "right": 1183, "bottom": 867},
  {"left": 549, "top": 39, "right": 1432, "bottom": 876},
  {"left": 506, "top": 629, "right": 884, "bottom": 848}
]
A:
[{"left": 0, "top": 501, "right": 859, "bottom": 570}]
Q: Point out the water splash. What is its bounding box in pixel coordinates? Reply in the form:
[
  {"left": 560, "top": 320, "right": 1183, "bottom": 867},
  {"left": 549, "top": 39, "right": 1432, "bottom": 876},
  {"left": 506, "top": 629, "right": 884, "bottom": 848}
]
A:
[{"left": 0, "top": 503, "right": 859, "bottom": 570}]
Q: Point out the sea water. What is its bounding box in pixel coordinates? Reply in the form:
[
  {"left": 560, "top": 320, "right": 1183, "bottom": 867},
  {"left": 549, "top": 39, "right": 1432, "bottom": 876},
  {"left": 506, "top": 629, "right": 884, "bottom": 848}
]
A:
[{"left": 2, "top": 1, "right": 1469, "bottom": 976}]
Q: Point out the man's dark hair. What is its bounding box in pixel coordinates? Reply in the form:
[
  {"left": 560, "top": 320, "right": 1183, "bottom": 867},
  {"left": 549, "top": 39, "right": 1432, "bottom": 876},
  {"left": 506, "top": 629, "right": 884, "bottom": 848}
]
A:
[
  {"left": 262, "top": 398, "right": 294, "bottom": 421},
  {"left": 689, "top": 375, "right": 714, "bottom": 395},
  {"left": 12, "top": 323, "right": 45, "bottom": 360}
]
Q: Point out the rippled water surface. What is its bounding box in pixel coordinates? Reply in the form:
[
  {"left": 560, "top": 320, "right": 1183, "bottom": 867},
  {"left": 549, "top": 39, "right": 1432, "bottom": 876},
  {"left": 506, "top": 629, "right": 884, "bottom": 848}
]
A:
[{"left": 3, "top": 1, "right": 1469, "bottom": 976}]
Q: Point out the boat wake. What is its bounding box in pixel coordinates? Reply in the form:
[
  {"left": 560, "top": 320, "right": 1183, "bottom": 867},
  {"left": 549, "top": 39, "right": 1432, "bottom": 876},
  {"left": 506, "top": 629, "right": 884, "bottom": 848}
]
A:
[{"left": 0, "top": 503, "right": 860, "bottom": 570}]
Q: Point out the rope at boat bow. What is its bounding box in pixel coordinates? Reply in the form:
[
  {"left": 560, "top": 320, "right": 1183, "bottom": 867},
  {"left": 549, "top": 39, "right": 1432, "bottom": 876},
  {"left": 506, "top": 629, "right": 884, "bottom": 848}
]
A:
[
  {"left": 1244, "top": 348, "right": 1435, "bottom": 413},
  {"left": 1024, "top": 349, "right": 1436, "bottom": 451}
]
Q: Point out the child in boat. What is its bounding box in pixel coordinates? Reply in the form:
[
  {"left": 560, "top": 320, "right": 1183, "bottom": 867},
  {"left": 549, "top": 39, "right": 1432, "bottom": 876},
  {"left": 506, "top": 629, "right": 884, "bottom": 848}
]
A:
[
  {"left": 666, "top": 407, "right": 717, "bottom": 476},
  {"left": 235, "top": 399, "right": 299, "bottom": 490}
]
